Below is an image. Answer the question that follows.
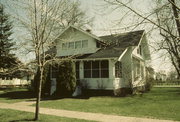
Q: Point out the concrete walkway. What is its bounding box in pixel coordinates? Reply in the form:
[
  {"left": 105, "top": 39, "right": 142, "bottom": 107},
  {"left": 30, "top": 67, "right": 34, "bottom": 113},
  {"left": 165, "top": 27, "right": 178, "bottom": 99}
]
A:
[{"left": 0, "top": 101, "right": 177, "bottom": 122}]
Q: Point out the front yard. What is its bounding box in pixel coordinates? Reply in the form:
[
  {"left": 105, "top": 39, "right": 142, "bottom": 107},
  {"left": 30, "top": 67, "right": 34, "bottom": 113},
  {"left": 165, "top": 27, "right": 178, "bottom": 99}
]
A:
[
  {"left": 39, "top": 87, "right": 180, "bottom": 121},
  {"left": 0, "top": 87, "right": 180, "bottom": 121}
]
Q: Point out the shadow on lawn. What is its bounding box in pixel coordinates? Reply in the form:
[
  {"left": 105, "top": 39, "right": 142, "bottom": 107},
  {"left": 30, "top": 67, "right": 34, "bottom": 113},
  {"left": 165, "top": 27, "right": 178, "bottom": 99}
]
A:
[
  {"left": 9, "top": 119, "right": 35, "bottom": 122},
  {"left": 0, "top": 88, "right": 35, "bottom": 100}
]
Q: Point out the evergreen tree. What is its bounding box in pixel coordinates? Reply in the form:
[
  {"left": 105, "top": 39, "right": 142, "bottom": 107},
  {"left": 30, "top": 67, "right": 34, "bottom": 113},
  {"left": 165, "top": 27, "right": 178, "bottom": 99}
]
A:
[{"left": 0, "top": 4, "right": 17, "bottom": 77}]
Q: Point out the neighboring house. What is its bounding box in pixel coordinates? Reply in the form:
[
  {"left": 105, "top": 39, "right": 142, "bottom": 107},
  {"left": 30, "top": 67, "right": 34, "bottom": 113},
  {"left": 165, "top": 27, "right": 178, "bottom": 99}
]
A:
[
  {"left": 156, "top": 72, "right": 167, "bottom": 81},
  {"left": 49, "top": 25, "right": 151, "bottom": 94},
  {"left": 146, "top": 67, "right": 155, "bottom": 80}
]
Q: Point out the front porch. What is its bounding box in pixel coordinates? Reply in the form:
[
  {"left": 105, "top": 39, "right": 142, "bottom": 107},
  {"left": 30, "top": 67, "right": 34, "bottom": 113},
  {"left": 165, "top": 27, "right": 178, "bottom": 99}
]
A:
[{"left": 74, "top": 59, "right": 125, "bottom": 90}]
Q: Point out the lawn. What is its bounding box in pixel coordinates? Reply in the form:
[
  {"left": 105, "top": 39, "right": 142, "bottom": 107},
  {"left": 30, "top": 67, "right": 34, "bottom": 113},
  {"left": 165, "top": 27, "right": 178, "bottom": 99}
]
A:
[
  {"left": 0, "top": 87, "right": 35, "bottom": 103},
  {"left": 0, "top": 108, "right": 95, "bottom": 122},
  {"left": 39, "top": 87, "right": 180, "bottom": 121},
  {"left": 1, "top": 87, "right": 180, "bottom": 121}
]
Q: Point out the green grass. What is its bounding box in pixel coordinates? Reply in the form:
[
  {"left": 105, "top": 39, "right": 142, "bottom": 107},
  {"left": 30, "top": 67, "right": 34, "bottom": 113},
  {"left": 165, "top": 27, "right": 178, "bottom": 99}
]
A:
[
  {"left": 1, "top": 87, "right": 180, "bottom": 121},
  {"left": 0, "top": 108, "right": 95, "bottom": 122},
  {"left": 0, "top": 87, "right": 35, "bottom": 103},
  {"left": 39, "top": 87, "right": 180, "bottom": 121}
]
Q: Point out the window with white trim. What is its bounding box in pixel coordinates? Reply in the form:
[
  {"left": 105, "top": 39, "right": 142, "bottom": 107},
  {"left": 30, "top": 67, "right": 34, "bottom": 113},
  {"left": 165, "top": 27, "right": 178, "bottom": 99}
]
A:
[
  {"left": 62, "top": 40, "right": 88, "bottom": 50},
  {"left": 133, "top": 58, "right": 140, "bottom": 80},
  {"left": 115, "top": 61, "right": 122, "bottom": 78},
  {"left": 82, "top": 40, "right": 88, "bottom": 48},
  {"left": 69, "top": 42, "right": 74, "bottom": 49},
  {"left": 75, "top": 41, "right": 81, "bottom": 49},
  {"left": 62, "top": 43, "right": 68, "bottom": 49},
  {"left": 84, "top": 60, "right": 109, "bottom": 78}
]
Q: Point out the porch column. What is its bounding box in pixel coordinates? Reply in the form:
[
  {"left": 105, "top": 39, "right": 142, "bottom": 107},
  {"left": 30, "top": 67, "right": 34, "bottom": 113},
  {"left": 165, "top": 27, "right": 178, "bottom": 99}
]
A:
[
  {"left": 79, "top": 61, "right": 84, "bottom": 79},
  {"left": 108, "top": 59, "right": 115, "bottom": 79}
]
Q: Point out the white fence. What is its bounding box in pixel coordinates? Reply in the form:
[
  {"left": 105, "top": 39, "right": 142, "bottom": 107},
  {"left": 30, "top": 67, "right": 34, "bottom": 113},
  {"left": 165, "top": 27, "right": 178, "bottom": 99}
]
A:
[{"left": 0, "top": 78, "right": 30, "bottom": 86}]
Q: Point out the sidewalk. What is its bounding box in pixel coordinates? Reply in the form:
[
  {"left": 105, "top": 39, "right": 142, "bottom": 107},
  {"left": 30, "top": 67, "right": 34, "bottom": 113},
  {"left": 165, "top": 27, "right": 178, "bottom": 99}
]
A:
[{"left": 0, "top": 101, "right": 177, "bottom": 122}]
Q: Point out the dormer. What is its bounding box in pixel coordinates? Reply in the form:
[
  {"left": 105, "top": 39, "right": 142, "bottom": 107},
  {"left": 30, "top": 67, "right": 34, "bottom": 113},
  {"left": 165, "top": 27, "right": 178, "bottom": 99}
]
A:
[{"left": 54, "top": 25, "right": 106, "bottom": 56}]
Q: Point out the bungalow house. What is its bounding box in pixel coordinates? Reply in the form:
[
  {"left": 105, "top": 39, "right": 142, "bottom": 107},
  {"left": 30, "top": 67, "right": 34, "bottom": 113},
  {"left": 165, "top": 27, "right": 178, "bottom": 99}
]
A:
[{"left": 50, "top": 25, "right": 151, "bottom": 95}]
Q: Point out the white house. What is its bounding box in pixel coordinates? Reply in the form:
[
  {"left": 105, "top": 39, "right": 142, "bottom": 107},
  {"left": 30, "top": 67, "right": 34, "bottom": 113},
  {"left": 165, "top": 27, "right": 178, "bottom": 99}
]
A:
[{"left": 50, "top": 25, "right": 151, "bottom": 95}]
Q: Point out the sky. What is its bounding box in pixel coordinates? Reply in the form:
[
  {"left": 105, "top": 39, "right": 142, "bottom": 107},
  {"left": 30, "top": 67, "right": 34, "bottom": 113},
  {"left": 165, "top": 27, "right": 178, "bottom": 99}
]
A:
[{"left": 1, "top": 0, "right": 174, "bottom": 73}]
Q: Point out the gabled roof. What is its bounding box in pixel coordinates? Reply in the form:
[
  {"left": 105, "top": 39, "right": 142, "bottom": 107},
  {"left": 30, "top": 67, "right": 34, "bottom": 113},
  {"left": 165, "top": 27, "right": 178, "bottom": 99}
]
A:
[
  {"left": 55, "top": 25, "right": 107, "bottom": 45},
  {"left": 100, "top": 30, "right": 145, "bottom": 46}
]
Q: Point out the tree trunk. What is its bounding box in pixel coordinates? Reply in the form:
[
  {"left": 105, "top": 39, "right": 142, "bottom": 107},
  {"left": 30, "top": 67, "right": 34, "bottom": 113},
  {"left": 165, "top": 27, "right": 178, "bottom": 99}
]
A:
[{"left": 34, "top": 66, "right": 44, "bottom": 120}]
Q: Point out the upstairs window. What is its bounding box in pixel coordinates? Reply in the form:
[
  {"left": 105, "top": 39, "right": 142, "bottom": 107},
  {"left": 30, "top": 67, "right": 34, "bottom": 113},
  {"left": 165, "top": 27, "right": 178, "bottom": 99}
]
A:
[
  {"left": 69, "top": 42, "right": 74, "bottom": 49},
  {"left": 62, "top": 43, "right": 68, "bottom": 49},
  {"left": 137, "top": 45, "right": 142, "bottom": 55},
  {"left": 96, "top": 41, "right": 101, "bottom": 48},
  {"left": 62, "top": 40, "right": 88, "bottom": 50},
  {"left": 139, "top": 45, "right": 142, "bottom": 55},
  {"left": 82, "top": 40, "right": 88, "bottom": 48},
  {"left": 75, "top": 41, "right": 81, "bottom": 49}
]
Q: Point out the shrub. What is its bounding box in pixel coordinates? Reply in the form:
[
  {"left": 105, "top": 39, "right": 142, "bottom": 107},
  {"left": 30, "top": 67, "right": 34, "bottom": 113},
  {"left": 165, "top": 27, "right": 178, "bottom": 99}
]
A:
[
  {"left": 33, "top": 60, "right": 76, "bottom": 97},
  {"left": 114, "top": 88, "right": 133, "bottom": 97},
  {"left": 145, "top": 78, "right": 154, "bottom": 91},
  {"left": 55, "top": 61, "right": 76, "bottom": 97}
]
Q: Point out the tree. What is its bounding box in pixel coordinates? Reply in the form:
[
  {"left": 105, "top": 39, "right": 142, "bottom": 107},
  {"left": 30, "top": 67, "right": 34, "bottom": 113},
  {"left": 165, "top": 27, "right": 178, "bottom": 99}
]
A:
[
  {"left": 0, "top": 4, "right": 18, "bottom": 77},
  {"left": 104, "top": 0, "right": 180, "bottom": 78},
  {"left": 5, "top": 0, "right": 92, "bottom": 120}
]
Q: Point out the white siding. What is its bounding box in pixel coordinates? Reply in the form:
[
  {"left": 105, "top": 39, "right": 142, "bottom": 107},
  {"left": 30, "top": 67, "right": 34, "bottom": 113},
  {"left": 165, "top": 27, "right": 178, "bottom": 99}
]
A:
[{"left": 120, "top": 47, "right": 133, "bottom": 88}]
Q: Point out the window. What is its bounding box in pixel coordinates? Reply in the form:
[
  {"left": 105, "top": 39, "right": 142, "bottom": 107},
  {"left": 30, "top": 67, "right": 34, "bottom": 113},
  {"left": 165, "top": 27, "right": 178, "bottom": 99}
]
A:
[
  {"left": 137, "top": 45, "right": 142, "bottom": 55},
  {"left": 96, "top": 41, "right": 101, "bottom": 48},
  {"left": 133, "top": 58, "right": 140, "bottom": 80},
  {"left": 139, "top": 45, "right": 142, "bottom": 55},
  {"left": 75, "top": 41, "right": 81, "bottom": 49},
  {"left": 141, "top": 65, "right": 144, "bottom": 79},
  {"left": 84, "top": 60, "right": 109, "bottom": 78},
  {"left": 92, "top": 61, "right": 100, "bottom": 78},
  {"left": 62, "top": 43, "right": 67, "bottom": 49},
  {"left": 100, "top": 60, "right": 109, "bottom": 78},
  {"left": 75, "top": 62, "right": 80, "bottom": 79},
  {"left": 82, "top": 40, "right": 88, "bottom": 48},
  {"left": 84, "top": 61, "right": 91, "bottom": 78},
  {"left": 69, "top": 42, "right": 74, "bottom": 49},
  {"left": 115, "top": 61, "right": 122, "bottom": 78}
]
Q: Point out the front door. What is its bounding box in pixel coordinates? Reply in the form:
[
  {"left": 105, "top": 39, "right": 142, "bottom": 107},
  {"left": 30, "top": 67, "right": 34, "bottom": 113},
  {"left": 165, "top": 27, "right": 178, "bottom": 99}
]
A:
[{"left": 50, "top": 78, "right": 56, "bottom": 95}]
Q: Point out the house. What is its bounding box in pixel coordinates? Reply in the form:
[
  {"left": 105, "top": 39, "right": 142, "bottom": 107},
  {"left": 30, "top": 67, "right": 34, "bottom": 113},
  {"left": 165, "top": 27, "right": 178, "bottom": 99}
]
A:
[
  {"left": 146, "top": 67, "right": 155, "bottom": 80},
  {"left": 49, "top": 25, "right": 151, "bottom": 95},
  {"left": 156, "top": 72, "right": 167, "bottom": 81}
]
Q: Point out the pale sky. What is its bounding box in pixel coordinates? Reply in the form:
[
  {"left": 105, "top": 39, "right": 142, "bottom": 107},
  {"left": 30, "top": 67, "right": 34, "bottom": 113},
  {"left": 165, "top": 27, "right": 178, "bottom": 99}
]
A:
[{"left": 1, "top": 0, "right": 174, "bottom": 73}]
